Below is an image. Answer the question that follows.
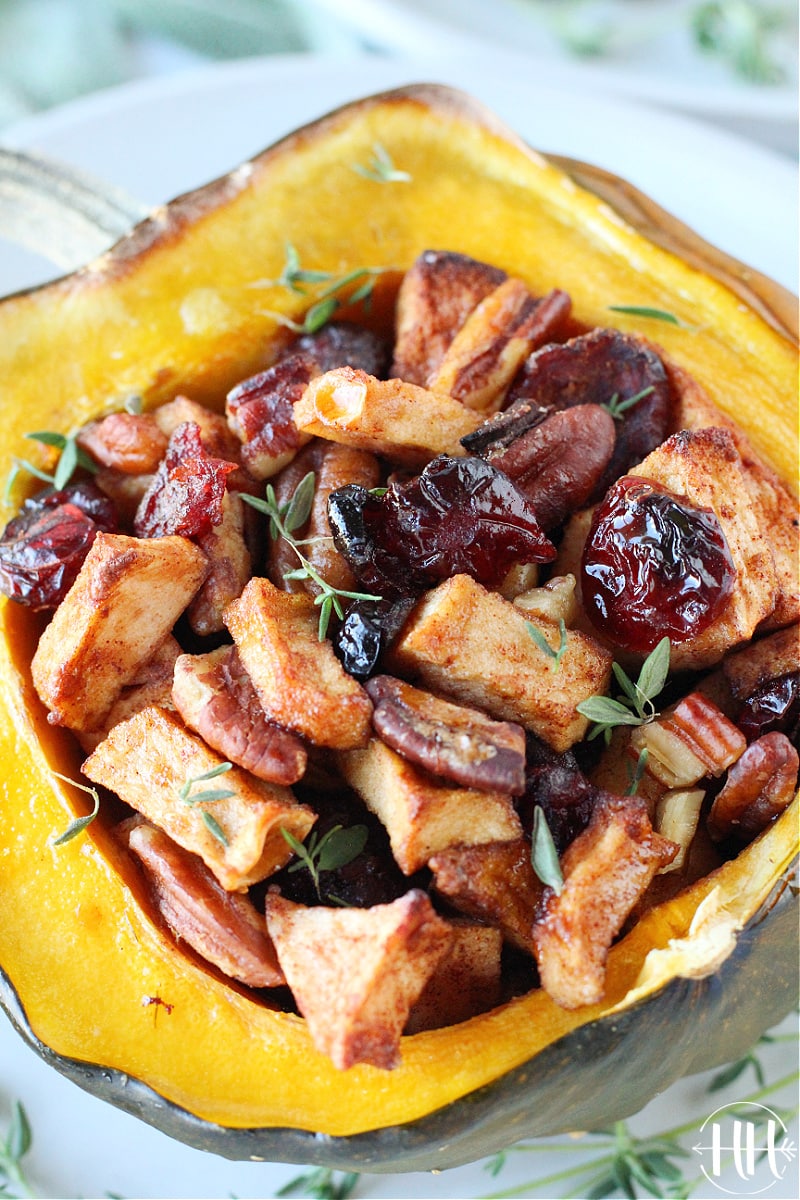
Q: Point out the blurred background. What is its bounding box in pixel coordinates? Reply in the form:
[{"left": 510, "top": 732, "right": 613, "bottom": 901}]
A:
[{"left": 0, "top": 0, "right": 797, "bottom": 153}]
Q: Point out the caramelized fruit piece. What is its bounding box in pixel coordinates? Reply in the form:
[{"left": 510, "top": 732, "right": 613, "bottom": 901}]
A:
[
  {"left": 737, "top": 672, "right": 800, "bottom": 747},
  {"left": 581, "top": 475, "right": 736, "bottom": 653},
  {"left": 134, "top": 421, "right": 237, "bottom": 539},
  {"left": 328, "top": 454, "right": 555, "bottom": 599}
]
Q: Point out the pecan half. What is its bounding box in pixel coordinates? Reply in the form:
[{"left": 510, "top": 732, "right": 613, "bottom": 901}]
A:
[
  {"left": 125, "top": 820, "right": 285, "bottom": 988},
  {"left": 485, "top": 404, "right": 615, "bottom": 531},
  {"left": 707, "top": 731, "right": 798, "bottom": 842},
  {"left": 365, "top": 674, "right": 526, "bottom": 795},
  {"left": 226, "top": 354, "right": 316, "bottom": 480},
  {"left": 172, "top": 644, "right": 308, "bottom": 785}
]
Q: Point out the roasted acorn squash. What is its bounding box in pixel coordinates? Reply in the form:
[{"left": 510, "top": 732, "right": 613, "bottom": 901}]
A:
[{"left": 0, "top": 84, "right": 796, "bottom": 1172}]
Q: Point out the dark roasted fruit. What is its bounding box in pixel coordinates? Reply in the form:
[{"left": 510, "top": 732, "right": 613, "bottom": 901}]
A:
[
  {"left": 328, "top": 455, "right": 555, "bottom": 599},
  {"left": 0, "top": 480, "right": 118, "bottom": 609},
  {"left": 506, "top": 328, "right": 672, "bottom": 493},
  {"left": 334, "top": 597, "right": 416, "bottom": 680},
  {"left": 737, "top": 672, "right": 800, "bottom": 748},
  {"left": 518, "top": 737, "right": 597, "bottom": 854},
  {"left": 581, "top": 475, "right": 736, "bottom": 654},
  {"left": 484, "top": 404, "right": 615, "bottom": 531},
  {"left": 134, "top": 421, "right": 237, "bottom": 540},
  {"left": 293, "top": 321, "right": 390, "bottom": 378}
]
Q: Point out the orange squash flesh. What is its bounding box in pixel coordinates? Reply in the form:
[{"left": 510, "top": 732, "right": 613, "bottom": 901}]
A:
[{"left": 0, "top": 85, "right": 797, "bottom": 1161}]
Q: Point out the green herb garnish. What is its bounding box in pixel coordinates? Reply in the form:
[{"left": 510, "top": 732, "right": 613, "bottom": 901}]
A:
[
  {"left": 0, "top": 1100, "right": 34, "bottom": 1199},
  {"left": 277, "top": 1166, "right": 361, "bottom": 1200},
  {"left": 527, "top": 619, "right": 568, "bottom": 670},
  {"left": 693, "top": 1, "right": 787, "bottom": 84},
  {"left": 281, "top": 824, "right": 369, "bottom": 902},
  {"left": 178, "top": 763, "right": 234, "bottom": 847},
  {"left": 242, "top": 471, "right": 382, "bottom": 639},
  {"left": 626, "top": 747, "right": 650, "bottom": 797},
  {"left": 603, "top": 385, "right": 655, "bottom": 421},
  {"left": 531, "top": 805, "right": 564, "bottom": 895},
  {"left": 51, "top": 772, "right": 101, "bottom": 846},
  {"left": 608, "top": 304, "right": 686, "bottom": 327},
  {"left": 577, "top": 637, "right": 671, "bottom": 743},
  {"left": 352, "top": 141, "right": 411, "bottom": 184},
  {"left": 256, "top": 243, "right": 391, "bottom": 334}
]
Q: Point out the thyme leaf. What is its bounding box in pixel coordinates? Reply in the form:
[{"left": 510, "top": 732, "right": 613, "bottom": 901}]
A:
[
  {"left": 277, "top": 1167, "right": 361, "bottom": 1200},
  {"left": 242, "top": 472, "right": 382, "bottom": 639},
  {"left": 578, "top": 638, "right": 670, "bottom": 742},
  {"left": 527, "top": 619, "right": 568, "bottom": 669},
  {"left": 693, "top": 1, "right": 787, "bottom": 84},
  {"left": 178, "top": 763, "right": 234, "bottom": 846},
  {"left": 256, "top": 244, "right": 391, "bottom": 333},
  {"left": 282, "top": 824, "right": 369, "bottom": 901},
  {"left": 50, "top": 772, "right": 101, "bottom": 846},
  {"left": 0, "top": 1101, "right": 35, "bottom": 1199},
  {"left": 25, "top": 430, "right": 97, "bottom": 489},
  {"left": 608, "top": 305, "right": 686, "bottom": 326},
  {"left": 626, "top": 747, "right": 650, "bottom": 797},
  {"left": 352, "top": 141, "right": 411, "bottom": 183},
  {"left": 603, "top": 386, "right": 655, "bottom": 421},
  {"left": 530, "top": 806, "right": 564, "bottom": 895}
]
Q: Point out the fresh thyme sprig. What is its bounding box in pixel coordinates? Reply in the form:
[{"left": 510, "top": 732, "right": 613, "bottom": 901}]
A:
[
  {"left": 241, "top": 472, "right": 382, "bottom": 640},
  {"left": 530, "top": 806, "right": 564, "bottom": 894},
  {"left": 527, "top": 619, "right": 568, "bottom": 669},
  {"left": 693, "top": 1, "right": 789, "bottom": 84},
  {"left": 4, "top": 430, "right": 97, "bottom": 505},
  {"left": 178, "top": 763, "right": 234, "bottom": 847},
  {"left": 276, "top": 1166, "right": 360, "bottom": 1200},
  {"left": 625, "top": 748, "right": 650, "bottom": 797},
  {"left": 280, "top": 824, "right": 369, "bottom": 902},
  {"left": 50, "top": 772, "right": 101, "bottom": 846},
  {"left": 0, "top": 1101, "right": 35, "bottom": 1199},
  {"left": 254, "top": 243, "right": 392, "bottom": 335},
  {"left": 603, "top": 386, "right": 655, "bottom": 421},
  {"left": 577, "top": 637, "right": 671, "bottom": 743},
  {"left": 608, "top": 305, "right": 687, "bottom": 327},
  {"left": 352, "top": 141, "right": 411, "bottom": 184}
]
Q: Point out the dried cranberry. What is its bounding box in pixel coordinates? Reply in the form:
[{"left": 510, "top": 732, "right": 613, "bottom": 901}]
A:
[
  {"left": 292, "top": 321, "right": 390, "bottom": 378},
  {"left": 134, "top": 421, "right": 237, "bottom": 540},
  {"left": 333, "top": 596, "right": 416, "bottom": 680},
  {"left": 16, "top": 480, "right": 118, "bottom": 531},
  {"left": 581, "top": 475, "right": 735, "bottom": 653},
  {"left": 517, "top": 737, "right": 596, "bottom": 853},
  {"left": 737, "top": 672, "right": 800, "bottom": 748},
  {"left": 0, "top": 502, "right": 100, "bottom": 609},
  {"left": 506, "top": 328, "right": 673, "bottom": 496},
  {"left": 328, "top": 455, "right": 555, "bottom": 599}
]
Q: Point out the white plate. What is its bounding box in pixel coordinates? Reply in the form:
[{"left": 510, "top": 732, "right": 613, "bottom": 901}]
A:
[
  {"left": 0, "top": 54, "right": 797, "bottom": 1200},
  {"left": 319, "top": 0, "right": 799, "bottom": 120}
]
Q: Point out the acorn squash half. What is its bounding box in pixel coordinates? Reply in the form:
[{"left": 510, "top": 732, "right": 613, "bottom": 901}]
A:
[{"left": 0, "top": 84, "right": 797, "bottom": 1173}]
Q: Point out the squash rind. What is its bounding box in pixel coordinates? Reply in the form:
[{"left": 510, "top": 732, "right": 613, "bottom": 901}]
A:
[{"left": 0, "top": 84, "right": 797, "bottom": 1166}]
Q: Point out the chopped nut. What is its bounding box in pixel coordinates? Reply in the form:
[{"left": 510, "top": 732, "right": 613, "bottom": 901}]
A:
[
  {"left": 125, "top": 820, "right": 285, "bottom": 987},
  {"left": 339, "top": 737, "right": 522, "bottom": 874},
  {"left": 513, "top": 574, "right": 578, "bottom": 626},
  {"left": 707, "top": 731, "right": 798, "bottom": 843},
  {"left": 391, "top": 573, "right": 612, "bottom": 752},
  {"left": 390, "top": 249, "right": 506, "bottom": 385},
  {"left": 188, "top": 490, "right": 252, "bottom": 636},
  {"left": 226, "top": 355, "right": 316, "bottom": 480},
  {"left": 154, "top": 394, "right": 242, "bottom": 462},
  {"left": 365, "top": 674, "right": 526, "bottom": 795},
  {"left": 31, "top": 532, "right": 208, "bottom": 732},
  {"left": 428, "top": 280, "right": 570, "bottom": 413},
  {"left": 654, "top": 789, "right": 705, "bottom": 873},
  {"left": 429, "top": 838, "right": 543, "bottom": 955},
  {"left": 293, "top": 367, "right": 483, "bottom": 466},
  {"left": 632, "top": 692, "right": 746, "bottom": 789},
  {"left": 77, "top": 412, "right": 169, "bottom": 474},
  {"left": 265, "top": 889, "right": 453, "bottom": 1070},
  {"left": 405, "top": 920, "right": 503, "bottom": 1033},
  {"left": 225, "top": 577, "right": 373, "bottom": 750},
  {"left": 532, "top": 795, "right": 678, "bottom": 1009},
  {"left": 83, "top": 705, "right": 315, "bottom": 891},
  {"left": 172, "top": 645, "right": 307, "bottom": 785}
]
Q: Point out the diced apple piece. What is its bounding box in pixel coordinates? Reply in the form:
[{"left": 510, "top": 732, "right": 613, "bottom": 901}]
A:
[
  {"left": 338, "top": 738, "right": 522, "bottom": 874},
  {"left": 78, "top": 634, "right": 181, "bottom": 753},
  {"left": 225, "top": 577, "right": 372, "bottom": 750},
  {"left": 83, "top": 706, "right": 314, "bottom": 891},
  {"left": 265, "top": 889, "right": 453, "bottom": 1069},
  {"left": 293, "top": 367, "right": 483, "bottom": 465},
  {"left": 31, "top": 532, "right": 207, "bottom": 732},
  {"left": 391, "top": 574, "right": 612, "bottom": 752}
]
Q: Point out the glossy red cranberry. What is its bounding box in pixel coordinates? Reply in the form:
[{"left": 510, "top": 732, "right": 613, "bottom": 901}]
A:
[
  {"left": 581, "top": 475, "right": 735, "bottom": 653},
  {"left": 0, "top": 503, "right": 99, "bottom": 609},
  {"left": 737, "top": 672, "right": 800, "bottom": 748},
  {"left": 328, "top": 454, "right": 555, "bottom": 599}
]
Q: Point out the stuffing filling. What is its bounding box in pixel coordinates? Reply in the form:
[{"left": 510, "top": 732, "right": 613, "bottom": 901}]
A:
[{"left": 2, "top": 249, "right": 797, "bottom": 1072}]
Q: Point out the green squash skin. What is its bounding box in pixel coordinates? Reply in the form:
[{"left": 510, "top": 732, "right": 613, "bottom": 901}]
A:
[{"left": 1, "top": 867, "right": 795, "bottom": 1172}]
